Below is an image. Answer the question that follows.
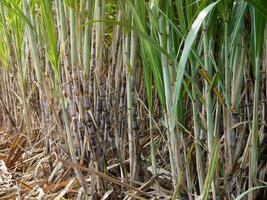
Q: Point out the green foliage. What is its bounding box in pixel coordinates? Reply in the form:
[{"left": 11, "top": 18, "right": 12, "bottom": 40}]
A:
[{"left": 0, "top": 0, "right": 266, "bottom": 199}]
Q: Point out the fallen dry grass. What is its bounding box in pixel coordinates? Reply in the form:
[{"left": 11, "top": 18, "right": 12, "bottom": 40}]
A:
[
  {"left": 0, "top": 127, "right": 81, "bottom": 199},
  {"left": 0, "top": 127, "right": 174, "bottom": 199}
]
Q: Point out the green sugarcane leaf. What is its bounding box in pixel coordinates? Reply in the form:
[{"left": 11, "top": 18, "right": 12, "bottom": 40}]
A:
[
  {"left": 172, "top": 1, "right": 220, "bottom": 116},
  {"left": 243, "top": 0, "right": 267, "bottom": 18},
  {"left": 235, "top": 186, "right": 267, "bottom": 200}
]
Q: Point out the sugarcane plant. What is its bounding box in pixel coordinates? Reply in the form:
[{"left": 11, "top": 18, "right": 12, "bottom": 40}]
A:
[{"left": 0, "top": 0, "right": 266, "bottom": 199}]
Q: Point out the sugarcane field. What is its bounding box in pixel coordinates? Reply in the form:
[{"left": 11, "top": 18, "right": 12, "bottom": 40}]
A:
[{"left": 0, "top": 0, "right": 267, "bottom": 199}]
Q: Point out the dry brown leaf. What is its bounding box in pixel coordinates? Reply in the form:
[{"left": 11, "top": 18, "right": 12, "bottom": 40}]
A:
[
  {"left": 5, "top": 134, "right": 26, "bottom": 168},
  {"left": 59, "top": 158, "right": 152, "bottom": 198}
]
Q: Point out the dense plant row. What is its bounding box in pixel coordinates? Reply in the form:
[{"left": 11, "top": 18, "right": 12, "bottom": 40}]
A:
[{"left": 0, "top": 0, "right": 266, "bottom": 199}]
